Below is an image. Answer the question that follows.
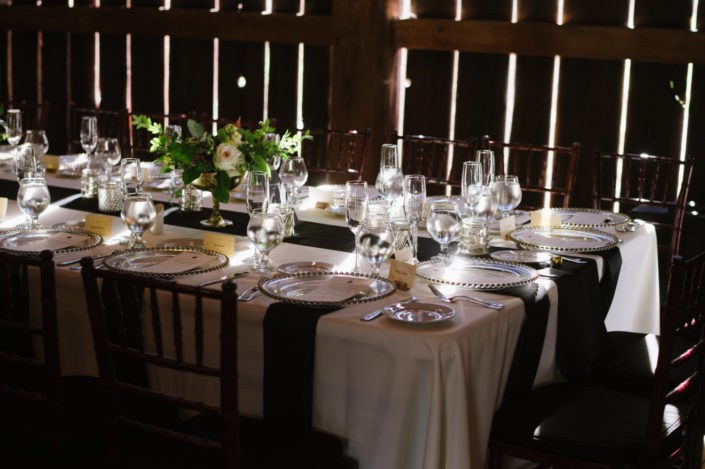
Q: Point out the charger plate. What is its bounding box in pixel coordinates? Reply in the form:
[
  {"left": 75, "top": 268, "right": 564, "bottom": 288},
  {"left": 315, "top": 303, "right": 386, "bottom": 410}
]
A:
[
  {"left": 258, "top": 271, "right": 396, "bottom": 308},
  {"left": 0, "top": 229, "right": 102, "bottom": 255},
  {"left": 277, "top": 261, "right": 335, "bottom": 274},
  {"left": 510, "top": 226, "right": 619, "bottom": 253},
  {"left": 103, "top": 247, "right": 228, "bottom": 278},
  {"left": 544, "top": 207, "right": 630, "bottom": 228},
  {"left": 416, "top": 258, "right": 538, "bottom": 290}
]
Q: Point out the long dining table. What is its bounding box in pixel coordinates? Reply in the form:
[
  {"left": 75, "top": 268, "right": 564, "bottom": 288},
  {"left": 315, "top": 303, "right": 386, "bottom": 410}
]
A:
[{"left": 0, "top": 163, "right": 660, "bottom": 469}]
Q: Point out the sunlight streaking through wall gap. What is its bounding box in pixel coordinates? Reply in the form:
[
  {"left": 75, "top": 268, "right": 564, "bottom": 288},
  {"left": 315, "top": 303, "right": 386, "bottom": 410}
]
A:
[
  {"left": 445, "top": 0, "right": 462, "bottom": 195},
  {"left": 125, "top": 0, "right": 132, "bottom": 111},
  {"left": 502, "top": 0, "right": 519, "bottom": 169},
  {"left": 163, "top": 0, "right": 171, "bottom": 120},
  {"left": 212, "top": 1, "right": 220, "bottom": 135},
  {"left": 396, "top": 0, "right": 412, "bottom": 159},
  {"left": 677, "top": 1, "right": 699, "bottom": 195},
  {"left": 543, "top": 1, "right": 564, "bottom": 207}
]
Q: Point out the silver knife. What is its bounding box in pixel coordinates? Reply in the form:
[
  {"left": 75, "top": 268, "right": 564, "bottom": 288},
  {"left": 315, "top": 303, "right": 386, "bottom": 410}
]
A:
[
  {"left": 361, "top": 297, "right": 418, "bottom": 321},
  {"left": 197, "top": 271, "right": 250, "bottom": 287},
  {"left": 58, "top": 252, "right": 112, "bottom": 266}
]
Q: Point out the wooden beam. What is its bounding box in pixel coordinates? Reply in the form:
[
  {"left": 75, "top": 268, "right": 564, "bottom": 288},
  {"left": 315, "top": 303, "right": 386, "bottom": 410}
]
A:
[
  {"left": 0, "top": 6, "right": 332, "bottom": 46},
  {"left": 395, "top": 19, "right": 705, "bottom": 65}
]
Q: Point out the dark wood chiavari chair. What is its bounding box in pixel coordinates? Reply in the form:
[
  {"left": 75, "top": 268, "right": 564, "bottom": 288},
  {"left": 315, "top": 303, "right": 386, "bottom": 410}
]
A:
[
  {"left": 395, "top": 132, "right": 479, "bottom": 196},
  {"left": 482, "top": 135, "right": 580, "bottom": 210},
  {"left": 1, "top": 100, "right": 50, "bottom": 131},
  {"left": 80, "top": 258, "right": 345, "bottom": 469},
  {"left": 68, "top": 104, "right": 131, "bottom": 156},
  {"left": 489, "top": 250, "right": 705, "bottom": 469},
  {"left": 300, "top": 128, "right": 371, "bottom": 186}
]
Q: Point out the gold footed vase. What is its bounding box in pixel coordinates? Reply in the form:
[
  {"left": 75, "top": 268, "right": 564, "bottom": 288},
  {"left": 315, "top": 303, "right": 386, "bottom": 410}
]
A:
[{"left": 191, "top": 172, "right": 243, "bottom": 228}]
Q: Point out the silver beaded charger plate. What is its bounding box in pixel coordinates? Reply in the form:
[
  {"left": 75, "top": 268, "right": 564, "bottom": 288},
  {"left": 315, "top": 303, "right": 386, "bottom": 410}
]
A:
[
  {"left": 544, "top": 208, "right": 630, "bottom": 228},
  {"left": 277, "top": 261, "right": 335, "bottom": 274},
  {"left": 510, "top": 226, "right": 619, "bottom": 253},
  {"left": 257, "top": 271, "right": 396, "bottom": 308},
  {"left": 0, "top": 229, "right": 102, "bottom": 255},
  {"left": 416, "top": 258, "right": 538, "bottom": 290},
  {"left": 489, "top": 250, "right": 553, "bottom": 265},
  {"left": 383, "top": 302, "right": 455, "bottom": 324},
  {"left": 103, "top": 247, "right": 228, "bottom": 278}
]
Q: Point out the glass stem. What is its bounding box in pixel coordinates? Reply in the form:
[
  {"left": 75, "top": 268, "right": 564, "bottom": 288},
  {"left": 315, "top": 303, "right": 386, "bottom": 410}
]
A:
[{"left": 410, "top": 222, "right": 419, "bottom": 263}]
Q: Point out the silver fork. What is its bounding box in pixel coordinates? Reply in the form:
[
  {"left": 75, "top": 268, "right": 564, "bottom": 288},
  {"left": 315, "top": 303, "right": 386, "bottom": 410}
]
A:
[{"left": 428, "top": 284, "right": 504, "bottom": 310}]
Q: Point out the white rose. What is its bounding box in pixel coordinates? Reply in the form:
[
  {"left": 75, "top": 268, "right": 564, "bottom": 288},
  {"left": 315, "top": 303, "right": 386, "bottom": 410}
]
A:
[{"left": 213, "top": 143, "right": 246, "bottom": 177}]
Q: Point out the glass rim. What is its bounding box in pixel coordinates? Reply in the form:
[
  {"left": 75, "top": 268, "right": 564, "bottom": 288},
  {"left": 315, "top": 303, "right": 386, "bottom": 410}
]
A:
[
  {"left": 124, "top": 191, "right": 152, "bottom": 200},
  {"left": 19, "top": 177, "right": 47, "bottom": 184}
]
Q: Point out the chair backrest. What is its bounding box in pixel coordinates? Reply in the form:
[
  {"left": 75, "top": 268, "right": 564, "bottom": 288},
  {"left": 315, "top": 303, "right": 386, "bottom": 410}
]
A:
[
  {"left": 129, "top": 111, "right": 193, "bottom": 161},
  {"left": 80, "top": 259, "right": 240, "bottom": 468},
  {"left": 0, "top": 250, "right": 66, "bottom": 458},
  {"left": 68, "top": 104, "right": 131, "bottom": 156},
  {"left": 593, "top": 150, "right": 694, "bottom": 259},
  {"left": 645, "top": 251, "right": 705, "bottom": 466},
  {"left": 300, "top": 128, "right": 371, "bottom": 186},
  {"left": 482, "top": 135, "right": 580, "bottom": 210},
  {"left": 1, "top": 100, "right": 50, "bottom": 131},
  {"left": 396, "top": 133, "right": 479, "bottom": 196}
]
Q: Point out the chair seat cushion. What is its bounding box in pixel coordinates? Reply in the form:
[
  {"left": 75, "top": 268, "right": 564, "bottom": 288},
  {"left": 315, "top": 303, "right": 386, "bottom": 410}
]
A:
[{"left": 491, "top": 383, "right": 684, "bottom": 465}]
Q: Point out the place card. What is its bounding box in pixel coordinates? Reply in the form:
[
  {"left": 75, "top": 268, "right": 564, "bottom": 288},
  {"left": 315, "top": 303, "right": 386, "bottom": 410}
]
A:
[
  {"left": 42, "top": 154, "right": 60, "bottom": 171},
  {"left": 394, "top": 246, "right": 413, "bottom": 263},
  {"left": 84, "top": 215, "right": 113, "bottom": 238},
  {"left": 203, "top": 232, "right": 235, "bottom": 258},
  {"left": 17, "top": 232, "right": 82, "bottom": 252},
  {"left": 388, "top": 259, "right": 416, "bottom": 290},
  {"left": 0, "top": 197, "right": 7, "bottom": 218},
  {"left": 499, "top": 215, "right": 516, "bottom": 240},
  {"left": 315, "top": 201, "right": 329, "bottom": 209},
  {"left": 138, "top": 251, "right": 214, "bottom": 274},
  {"left": 530, "top": 210, "right": 562, "bottom": 227}
]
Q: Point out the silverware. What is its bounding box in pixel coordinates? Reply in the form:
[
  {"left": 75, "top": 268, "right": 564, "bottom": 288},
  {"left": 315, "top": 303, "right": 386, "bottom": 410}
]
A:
[
  {"left": 558, "top": 255, "right": 588, "bottom": 264},
  {"left": 197, "top": 271, "right": 250, "bottom": 287},
  {"left": 58, "top": 252, "right": 112, "bottom": 266},
  {"left": 361, "top": 296, "right": 418, "bottom": 321},
  {"left": 237, "top": 285, "right": 261, "bottom": 301},
  {"left": 428, "top": 284, "right": 504, "bottom": 310}
]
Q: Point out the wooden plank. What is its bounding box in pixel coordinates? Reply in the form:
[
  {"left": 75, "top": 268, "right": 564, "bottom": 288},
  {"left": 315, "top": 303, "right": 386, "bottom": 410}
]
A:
[
  {"left": 393, "top": 19, "right": 705, "bottom": 65},
  {"left": 0, "top": 31, "right": 7, "bottom": 102},
  {"left": 0, "top": 6, "right": 332, "bottom": 46},
  {"left": 460, "top": 0, "right": 510, "bottom": 21},
  {"left": 99, "top": 0, "right": 127, "bottom": 111},
  {"left": 218, "top": 41, "right": 264, "bottom": 124},
  {"left": 10, "top": 31, "right": 37, "bottom": 103},
  {"left": 302, "top": 44, "right": 329, "bottom": 129},
  {"left": 305, "top": 0, "right": 331, "bottom": 15},
  {"left": 69, "top": 31, "right": 94, "bottom": 108},
  {"left": 41, "top": 31, "right": 69, "bottom": 153},
  {"left": 130, "top": 0, "right": 163, "bottom": 114},
  {"left": 410, "top": 0, "right": 455, "bottom": 19},
  {"left": 268, "top": 43, "right": 298, "bottom": 132},
  {"left": 403, "top": 50, "right": 452, "bottom": 138}
]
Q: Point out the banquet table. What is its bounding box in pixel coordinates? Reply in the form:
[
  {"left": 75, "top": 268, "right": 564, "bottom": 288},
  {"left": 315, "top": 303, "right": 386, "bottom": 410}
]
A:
[{"left": 0, "top": 165, "right": 661, "bottom": 469}]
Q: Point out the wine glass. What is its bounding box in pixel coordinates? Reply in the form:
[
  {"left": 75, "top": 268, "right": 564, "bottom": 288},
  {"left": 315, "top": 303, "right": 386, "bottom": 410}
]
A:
[
  {"left": 80, "top": 116, "right": 98, "bottom": 156},
  {"left": 121, "top": 192, "right": 156, "bottom": 249},
  {"left": 17, "top": 177, "right": 50, "bottom": 230},
  {"left": 96, "top": 137, "right": 122, "bottom": 174},
  {"left": 165, "top": 124, "right": 182, "bottom": 142},
  {"left": 491, "top": 175, "right": 522, "bottom": 218},
  {"left": 24, "top": 129, "right": 49, "bottom": 157},
  {"left": 461, "top": 161, "right": 483, "bottom": 217},
  {"left": 402, "top": 174, "right": 426, "bottom": 264},
  {"left": 279, "top": 156, "right": 307, "bottom": 206},
  {"left": 246, "top": 209, "right": 284, "bottom": 273},
  {"left": 426, "top": 200, "right": 462, "bottom": 260},
  {"left": 345, "top": 180, "right": 369, "bottom": 272},
  {"left": 5, "top": 109, "right": 22, "bottom": 149},
  {"left": 375, "top": 144, "right": 404, "bottom": 214},
  {"left": 15, "top": 143, "right": 44, "bottom": 182},
  {"left": 246, "top": 170, "right": 269, "bottom": 215},
  {"left": 120, "top": 158, "right": 142, "bottom": 195},
  {"left": 474, "top": 187, "right": 497, "bottom": 222},
  {"left": 476, "top": 149, "right": 495, "bottom": 187},
  {"left": 357, "top": 219, "right": 395, "bottom": 275}
]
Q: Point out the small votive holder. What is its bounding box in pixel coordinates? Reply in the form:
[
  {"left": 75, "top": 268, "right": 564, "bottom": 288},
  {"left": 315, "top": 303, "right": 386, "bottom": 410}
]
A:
[
  {"left": 270, "top": 203, "right": 295, "bottom": 238},
  {"left": 81, "top": 168, "right": 100, "bottom": 198},
  {"left": 390, "top": 218, "right": 413, "bottom": 260},
  {"left": 460, "top": 217, "right": 489, "bottom": 255},
  {"left": 97, "top": 176, "right": 124, "bottom": 212},
  {"left": 180, "top": 184, "right": 202, "bottom": 212}
]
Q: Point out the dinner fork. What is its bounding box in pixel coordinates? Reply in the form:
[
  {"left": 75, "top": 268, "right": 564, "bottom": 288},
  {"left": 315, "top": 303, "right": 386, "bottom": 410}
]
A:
[{"left": 428, "top": 284, "right": 504, "bottom": 310}]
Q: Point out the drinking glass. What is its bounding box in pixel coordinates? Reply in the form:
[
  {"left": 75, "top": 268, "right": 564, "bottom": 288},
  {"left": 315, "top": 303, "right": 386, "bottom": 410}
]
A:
[
  {"left": 265, "top": 133, "right": 282, "bottom": 171},
  {"left": 476, "top": 149, "right": 495, "bottom": 187},
  {"left": 461, "top": 161, "right": 483, "bottom": 217},
  {"left": 120, "top": 158, "right": 143, "bottom": 195},
  {"left": 345, "top": 180, "right": 369, "bottom": 272},
  {"left": 426, "top": 200, "right": 462, "bottom": 260},
  {"left": 279, "top": 156, "right": 307, "bottom": 206},
  {"left": 246, "top": 209, "right": 284, "bottom": 273},
  {"left": 358, "top": 218, "right": 395, "bottom": 275},
  {"left": 491, "top": 175, "right": 522, "bottom": 218},
  {"left": 5, "top": 109, "right": 22, "bottom": 148},
  {"left": 402, "top": 174, "right": 426, "bottom": 264},
  {"left": 24, "top": 129, "right": 49, "bottom": 157},
  {"left": 17, "top": 177, "right": 50, "bottom": 230},
  {"left": 80, "top": 116, "right": 98, "bottom": 156},
  {"left": 246, "top": 170, "right": 269, "bottom": 215},
  {"left": 375, "top": 144, "right": 404, "bottom": 212},
  {"left": 96, "top": 137, "right": 122, "bottom": 174},
  {"left": 121, "top": 192, "right": 156, "bottom": 249},
  {"left": 474, "top": 187, "right": 497, "bottom": 221},
  {"left": 165, "top": 124, "right": 182, "bottom": 142},
  {"left": 15, "top": 143, "right": 44, "bottom": 182}
]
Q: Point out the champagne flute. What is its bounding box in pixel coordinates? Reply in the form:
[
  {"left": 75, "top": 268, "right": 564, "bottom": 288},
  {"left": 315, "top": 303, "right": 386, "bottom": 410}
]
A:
[
  {"left": 279, "top": 156, "right": 307, "bottom": 206},
  {"left": 491, "top": 175, "right": 522, "bottom": 218},
  {"left": 247, "top": 209, "right": 284, "bottom": 273},
  {"left": 476, "top": 149, "right": 495, "bottom": 187},
  {"left": 426, "top": 200, "right": 462, "bottom": 260},
  {"left": 80, "top": 116, "right": 98, "bottom": 156},
  {"left": 24, "top": 129, "right": 49, "bottom": 157},
  {"left": 246, "top": 170, "right": 269, "bottom": 215},
  {"left": 15, "top": 143, "right": 44, "bottom": 181},
  {"left": 375, "top": 144, "right": 403, "bottom": 213},
  {"left": 120, "top": 158, "right": 142, "bottom": 195},
  {"left": 121, "top": 192, "right": 156, "bottom": 249},
  {"left": 5, "top": 109, "right": 22, "bottom": 148},
  {"left": 402, "top": 174, "right": 426, "bottom": 264},
  {"left": 265, "top": 133, "right": 282, "bottom": 171},
  {"left": 461, "top": 161, "right": 483, "bottom": 217},
  {"left": 357, "top": 219, "right": 395, "bottom": 275},
  {"left": 345, "top": 180, "right": 369, "bottom": 272},
  {"left": 17, "top": 177, "right": 50, "bottom": 230}
]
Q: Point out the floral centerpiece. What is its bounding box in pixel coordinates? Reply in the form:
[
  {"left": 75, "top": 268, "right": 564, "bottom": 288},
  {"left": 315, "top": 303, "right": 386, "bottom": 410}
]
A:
[{"left": 132, "top": 115, "right": 310, "bottom": 227}]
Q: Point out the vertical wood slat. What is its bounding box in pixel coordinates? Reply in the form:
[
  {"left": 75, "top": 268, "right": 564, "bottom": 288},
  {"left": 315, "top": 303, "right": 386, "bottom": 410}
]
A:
[
  {"left": 302, "top": 44, "right": 329, "bottom": 129},
  {"left": 149, "top": 287, "right": 163, "bottom": 358},
  {"left": 130, "top": 0, "right": 163, "bottom": 114},
  {"left": 99, "top": 0, "right": 127, "bottom": 110},
  {"left": 171, "top": 291, "right": 183, "bottom": 363},
  {"left": 268, "top": 43, "right": 298, "bottom": 131},
  {"left": 218, "top": 41, "right": 264, "bottom": 123},
  {"left": 195, "top": 295, "right": 203, "bottom": 366}
]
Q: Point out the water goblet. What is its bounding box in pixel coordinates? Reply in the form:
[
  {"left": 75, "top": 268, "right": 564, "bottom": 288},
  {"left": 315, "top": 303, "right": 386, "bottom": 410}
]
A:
[
  {"left": 96, "top": 137, "right": 122, "bottom": 175},
  {"left": 15, "top": 143, "right": 44, "bottom": 182},
  {"left": 246, "top": 209, "right": 284, "bottom": 273},
  {"left": 357, "top": 219, "right": 395, "bottom": 276},
  {"left": 474, "top": 187, "right": 497, "bottom": 222},
  {"left": 345, "top": 180, "right": 369, "bottom": 272},
  {"left": 426, "top": 200, "right": 462, "bottom": 260},
  {"left": 476, "top": 149, "right": 495, "bottom": 187},
  {"left": 491, "top": 175, "right": 522, "bottom": 218},
  {"left": 80, "top": 116, "right": 98, "bottom": 156},
  {"left": 121, "top": 192, "right": 156, "bottom": 249},
  {"left": 279, "top": 156, "right": 307, "bottom": 206},
  {"left": 17, "top": 177, "right": 50, "bottom": 230},
  {"left": 25, "top": 129, "right": 49, "bottom": 157},
  {"left": 402, "top": 174, "right": 426, "bottom": 264},
  {"left": 461, "top": 160, "right": 483, "bottom": 217}
]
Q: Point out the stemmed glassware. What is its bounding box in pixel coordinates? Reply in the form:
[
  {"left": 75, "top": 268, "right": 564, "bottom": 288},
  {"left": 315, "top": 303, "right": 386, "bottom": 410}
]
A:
[
  {"left": 491, "top": 175, "right": 522, "bottom": 218},
  {"left": 96, "top": 137, "right": 122, "bottom": 175},
  {"left": 476, "top": 149, "right": 495, "bottom": 187},
  {"left": 461, "top": 161, "right": 483, "bottom": 217},
  {"left": 25, "top": 130, "right": 49, "bottom": 157},
  {"left": 345, "top": 180, "right": 369, "bottom": 272},
  {"left": 80, "top": 116, "right": 98, "bottom": 157},
  {"left": 17, "top": 177, "right": 50, "bottom": 230},
  {"left": 15, "top": 144, "right": 44, "bottom": 181},
  {"left": 357, "top": 218, "right": 395, "bottom": 275},
  {"left": 279, "top": 156, "right": 307, "bottom": 207},
  {"left": 265, "top": 133, "right": 282, "bottom": 172},
  {"left": 5, "top": 109, "right": 23, "bottom": 153},
  {"left": 426, "top": 200, "right": 462, "bottom": 261},
  {"left": 402, "top": 174, "right": 426, "bottom": 264},
  {"left": 375, "top": 144, "right": 404, "bottom": 213},
  {"left": 246, "top": 170, "right": 270, "bottom": 215},
  {"left": 121, "top": 192, "right": 156, "bottom": 249},
  {"left": 120, "top": 158, "right": 143, "bottom": 196},
  {"left": 246, "top": 209, "right": 284, "bottom": 273}
]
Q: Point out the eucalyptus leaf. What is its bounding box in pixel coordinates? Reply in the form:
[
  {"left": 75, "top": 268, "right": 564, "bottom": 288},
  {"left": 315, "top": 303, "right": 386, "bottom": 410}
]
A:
[{"left": 187, "top": 119, "right": 204, "bottom": 139}]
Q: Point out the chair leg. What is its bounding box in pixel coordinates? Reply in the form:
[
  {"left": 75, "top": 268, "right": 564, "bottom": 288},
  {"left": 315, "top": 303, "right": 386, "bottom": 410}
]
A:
[{"left": 488, "top": 444, "right": 503, "bottom": 469}]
